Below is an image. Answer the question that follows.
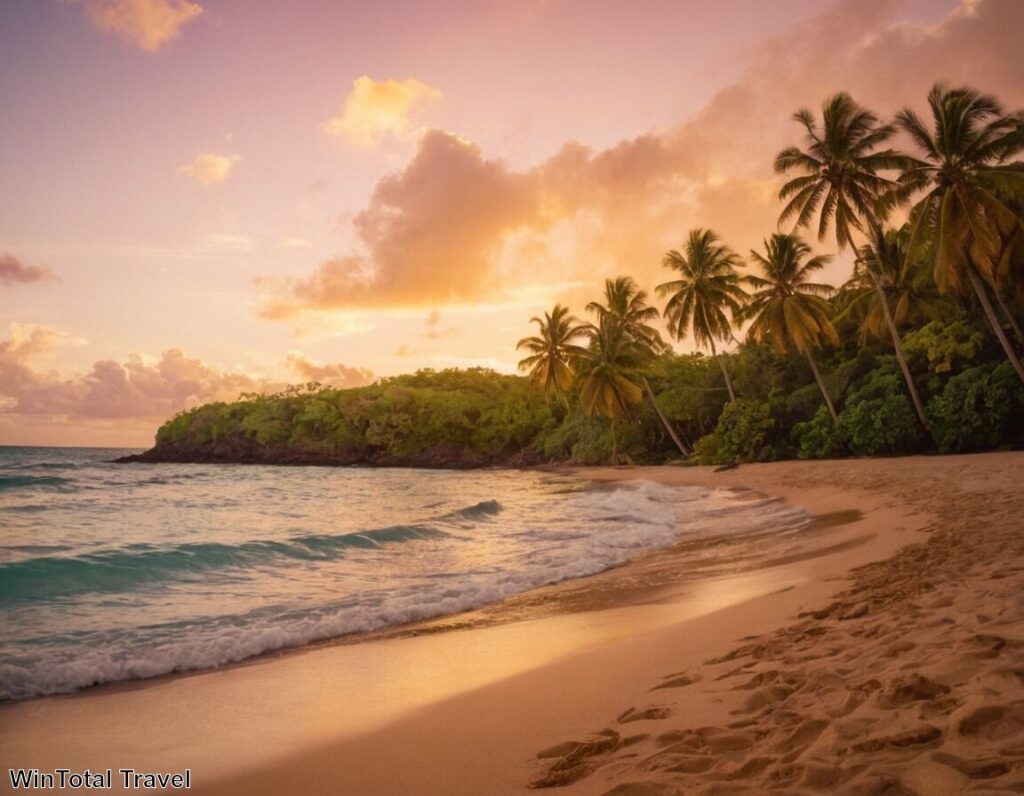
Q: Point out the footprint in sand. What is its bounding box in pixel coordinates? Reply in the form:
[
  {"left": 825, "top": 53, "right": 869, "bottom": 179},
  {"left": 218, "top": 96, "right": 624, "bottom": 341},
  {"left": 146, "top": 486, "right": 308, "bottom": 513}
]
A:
[
  {"left": 930, "top": 750, "right": 1011, "bottom": 780},
  {"left": 532, "top": 730, "right": 649, "bottom": 788},
  {"left": 735, "top": 684, "right": 794, "bottom": 714},
  {"left": 651, "top": 671, "right": 703, "bottom": 691},
  {"left": 662, "top": 754, "right": 715, "bottom": 774},
  {"left": 956, "top": 702, "right": 1024, "bottom": 741},
  {"left": 617, "top": 706, "right": 673, "bottom": 723},
  {"left": 773, "top": 717, "right": 829, "bottom": 757},
  {"left": 849, "top": 724, "right": 943, "bottom": 753},
  {"left": 876, "top": 673, "right": 951, "bottom": 709},
  {"left": 600, "top": 782, "right": 670, "bottom": 796}
]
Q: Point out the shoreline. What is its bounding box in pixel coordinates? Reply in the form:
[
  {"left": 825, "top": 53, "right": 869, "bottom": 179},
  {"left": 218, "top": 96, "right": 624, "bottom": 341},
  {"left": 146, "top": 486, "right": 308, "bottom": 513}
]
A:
[
  {"left": 2, "top": 453, "right": 1021, "bottom": 795},
  {"left": 0, "top": 474, "right": 820, "bottom": 704},
  {"left": 0, "top": 472, "right": 864, "bottom": 707}
]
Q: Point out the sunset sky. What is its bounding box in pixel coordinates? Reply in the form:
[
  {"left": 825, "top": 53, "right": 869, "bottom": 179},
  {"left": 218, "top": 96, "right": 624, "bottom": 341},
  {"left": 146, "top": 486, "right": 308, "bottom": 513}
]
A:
[{"left": 2, "top": 0, "right": 1022, "bottom": 446}]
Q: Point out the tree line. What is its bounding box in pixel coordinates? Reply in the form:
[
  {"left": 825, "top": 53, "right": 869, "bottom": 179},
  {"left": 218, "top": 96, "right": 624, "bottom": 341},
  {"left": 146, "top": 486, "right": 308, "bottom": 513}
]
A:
[{"left": 517, "top": 84, "right": 1024, "bottom": 463}]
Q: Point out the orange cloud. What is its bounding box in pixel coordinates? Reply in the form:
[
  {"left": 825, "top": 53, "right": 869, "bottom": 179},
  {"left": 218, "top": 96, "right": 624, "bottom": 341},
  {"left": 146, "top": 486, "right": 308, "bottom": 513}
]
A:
[
  {"left": 0, "top": 254, "right": 56, "bottom": 287},
  {"left": 262, "top": 130, "right": 540, "bottom": 315},
  {"left": 177, "top": 153, "right": 239, "bottom": 184},
  {"left": 286, "top": 353, "right": 374, "bottom": 388},
  {"left": 325, "top": 76, "right": 442, "bottom": 147},
  {"left": 77, "top": 0, "right": 203, "bottom": 52},
  {"left": 264, "top": 0, "right": 1024, "bottom": 321}
]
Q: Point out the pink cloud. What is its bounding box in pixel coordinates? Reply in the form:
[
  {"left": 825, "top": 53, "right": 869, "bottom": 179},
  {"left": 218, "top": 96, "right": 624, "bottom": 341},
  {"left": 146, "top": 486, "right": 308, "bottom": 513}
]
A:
[
  {"left": 0, "top": 254, "right": 56, "bottom": 287},
  {"left": 0, "top": 327, "right": 373, "bottom": 426},
  {"left": 286, "top": 353, "right": 374, "bottom": 388}
]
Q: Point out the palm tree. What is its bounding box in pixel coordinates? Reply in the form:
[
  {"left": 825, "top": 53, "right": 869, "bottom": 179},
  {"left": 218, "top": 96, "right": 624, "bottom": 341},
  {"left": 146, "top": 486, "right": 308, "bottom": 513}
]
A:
[
  {"left": 575, "top": 315, "right": 647, "bottom": 463},
  {"left": 836, "top": 227, "right": 949, "bottom": 346},
  {"left": 516, "top": 304, "right": 587, "bottom": 407},
  {"left": 741, "top": 234, "right": 840, "bottom": 421},
  {"left": 994, "top": 225, "right": 1024, "bottom": 346},
  {"left": 586, "top": 276, "right": 690, "bottom": 456},
  {"left": 775, "top": 91, "right": 930, "bottom": 429},
  {"left": 657, "top": 229, "right": 747, "bottom": 402},
  {"left": 893, "top": 83, "right": 1024, "bottom": 383}
]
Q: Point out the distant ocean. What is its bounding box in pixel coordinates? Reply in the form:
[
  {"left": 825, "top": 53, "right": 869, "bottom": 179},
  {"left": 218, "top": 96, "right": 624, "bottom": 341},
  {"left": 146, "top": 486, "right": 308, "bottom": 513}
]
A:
[{"left": 0, "top": 446, "right": 808, "bottom": 700}]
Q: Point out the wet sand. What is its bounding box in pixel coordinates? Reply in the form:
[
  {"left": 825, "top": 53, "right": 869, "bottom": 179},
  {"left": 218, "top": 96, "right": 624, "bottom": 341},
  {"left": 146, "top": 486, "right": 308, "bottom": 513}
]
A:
[{"left": 2, "top": 453, "right": 1021, "bottom": 795}]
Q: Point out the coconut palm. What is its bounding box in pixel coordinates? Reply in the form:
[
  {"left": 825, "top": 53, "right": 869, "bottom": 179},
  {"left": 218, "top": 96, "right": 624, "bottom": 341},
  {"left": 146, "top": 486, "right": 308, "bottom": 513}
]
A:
[
  {"left": 657, "top": 228, "right": 747, "bottom": 402},
  {"left": 740, "top": 234, "right": 840, "bottom": 421},
  {"left": 775, "top": 91, "right": 930, "bottom": 430},
  {"left": 892, "top": 83, "right": 1024, "bottom": 382},
  {"left": 836, "top": 227, "right": 949, "bottom": 345},
  {"left": 586, "top": 276, "right": 690, "bottom": 456},
  {"left": 516, "top": 304, "right": 587, "bottom": 407},
  {"left": 586, "top": 276, "right": 666, "bottom": 352},
  {"left": 575, "top": 315, "right": 647, "bottom": 463}
]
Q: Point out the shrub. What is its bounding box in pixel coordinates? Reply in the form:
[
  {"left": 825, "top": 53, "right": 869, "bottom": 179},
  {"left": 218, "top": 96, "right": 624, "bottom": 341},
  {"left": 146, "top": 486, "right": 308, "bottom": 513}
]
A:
[
  {"left": 793, "top": 406, "right": 841, "bottom": 459},
  {"left": 903, "top": 320, "right": 987, "bottom": 378},
  {"left": 692, "top": 432, "right": 722, "bottom": 464},
  {"left": 928, "top": 362, "right": 1024, "bottom": 452},
  {"left": 705, "top": 399, "right": 777, "bottom": 463},
  {"left": 837, "top": 368, "right": 924, "bottom": 456}
]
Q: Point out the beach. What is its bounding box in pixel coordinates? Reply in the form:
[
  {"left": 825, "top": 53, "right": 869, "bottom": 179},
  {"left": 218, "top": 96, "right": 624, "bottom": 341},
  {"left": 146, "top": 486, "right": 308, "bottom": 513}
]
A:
[{"left": 2, "top": 452, "right": 1023, "bottom": 795}]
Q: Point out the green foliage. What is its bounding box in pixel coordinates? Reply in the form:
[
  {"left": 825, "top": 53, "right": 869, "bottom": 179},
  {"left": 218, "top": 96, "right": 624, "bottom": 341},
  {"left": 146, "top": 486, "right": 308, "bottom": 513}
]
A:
[
  {"left": 836, "top": 367, "right": 924, "bottom": 456},
  {"left": 154, "top": 312, "right": 1024, "bottom": 467},
  {"left": 696, "top": 399, "right": 776, "bottom": 464},
  {"left": 645, "top": 354, "right": 725, "bottom": 443},
  {"left": 903, "top": 320, "right": 987, "bottom": 377},
  {"left": 153, "top": 368, "right": 558, "bottom": 464},
  {"left": 692, "top": 432, "right": 722, "bottom": 464},
  {"left": 793, "top": 407, "right": 841, "bottom": 459},
  {"left": 928, "top": 362, "right": 1024, "bottom": 452}
]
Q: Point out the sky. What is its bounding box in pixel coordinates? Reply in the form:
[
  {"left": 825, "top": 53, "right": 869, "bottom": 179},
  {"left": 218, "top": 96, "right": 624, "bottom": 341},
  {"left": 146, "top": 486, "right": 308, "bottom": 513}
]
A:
[{"left": 2, "top": 0, "right": 1022, "bottom": 446}]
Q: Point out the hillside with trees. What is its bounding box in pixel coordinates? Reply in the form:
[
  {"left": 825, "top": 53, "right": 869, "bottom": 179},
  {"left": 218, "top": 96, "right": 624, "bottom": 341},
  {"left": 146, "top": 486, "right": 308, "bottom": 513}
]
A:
[{"left": 124, "top": 84, "right": 1024, "bottom": 467}]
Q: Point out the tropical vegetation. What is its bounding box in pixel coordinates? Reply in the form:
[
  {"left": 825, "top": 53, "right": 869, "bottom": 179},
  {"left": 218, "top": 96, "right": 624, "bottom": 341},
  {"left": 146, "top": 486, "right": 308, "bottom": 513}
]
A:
[{"left": 140, "top": 83, "right": 1024, "bottom": 467}]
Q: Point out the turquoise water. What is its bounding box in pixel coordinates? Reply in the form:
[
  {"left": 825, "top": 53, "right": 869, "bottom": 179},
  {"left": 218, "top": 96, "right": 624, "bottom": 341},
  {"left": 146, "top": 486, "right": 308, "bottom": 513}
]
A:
[{"left": 0, "top": 446, "right": 807, "bottom": 700}]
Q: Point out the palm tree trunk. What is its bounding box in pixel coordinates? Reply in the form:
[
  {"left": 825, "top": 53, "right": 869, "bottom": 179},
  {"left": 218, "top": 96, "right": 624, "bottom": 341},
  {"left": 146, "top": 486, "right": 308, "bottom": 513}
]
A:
[
  {"left": 966, "top": 266, "right": 1024, "bottom": 384},
  {"left": 993, "top": 287, "right": 1024, "bottom": 350},
  {"left": 865, "top": 269, "right": 931, "bottom": 435},
  {"left": 709, "top": 338, "right": 736, "bottom": 403},
  {"left": 641, "top": 376, "right": 690, "bottom": 457},
  {"left": 855, "top": 224, "right": 931, "bottom": 436},
  {"left": 805, "top": 349, "right": 838, "bottom": 422},
  {"left": 610, "top": 421, "right": 618, "bottom": 465}
]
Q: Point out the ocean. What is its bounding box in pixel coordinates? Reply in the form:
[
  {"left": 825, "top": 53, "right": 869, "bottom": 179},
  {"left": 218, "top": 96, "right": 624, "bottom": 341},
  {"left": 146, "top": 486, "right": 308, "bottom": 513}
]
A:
[{"left": 0, "top": 446, "right": 808, "bottom": 700}]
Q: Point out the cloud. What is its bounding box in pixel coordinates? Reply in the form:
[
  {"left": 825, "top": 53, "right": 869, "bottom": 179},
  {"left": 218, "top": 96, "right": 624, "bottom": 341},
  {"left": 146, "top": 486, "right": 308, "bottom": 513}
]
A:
[
  {"left": 262, "top": 130, "right": 540, "bottom": 316},
  {"left": 263, "top": 0, "right": 1024, "bottom": 322},
  {"left": 286, "top": 353, "right": 374, "bottom": 388},
  {"left": 325, "top": 76, "right": 442, "bottom": 147},
  {"left": 277, "top": 237, "right": 311, "bottom": 250},
  {"left": 0, "top": 328, "right": 273, "bottom": 421},
  {"left": 76, "top": 0, "right": 203, "bottom": 52},
  {"left": 0, "top": 326, "right": 376, "bottom": 433},
  {"left": 0, "top": 255, "right": 56, "bottom": 287},
  {"left": 0, "top": 325, "right": 61, "bottom": 403},
  {"left": 177, "top": 153, "right": 239, "bottom": 184},
  {"left": 200, "top": 233, "right": 253, "bottom": 252}
]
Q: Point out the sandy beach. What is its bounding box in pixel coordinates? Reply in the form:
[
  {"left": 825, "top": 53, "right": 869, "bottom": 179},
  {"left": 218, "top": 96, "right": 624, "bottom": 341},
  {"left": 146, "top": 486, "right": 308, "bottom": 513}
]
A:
[{"left": 3, "top": 452, "right": 1023, "bottom": 795}]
